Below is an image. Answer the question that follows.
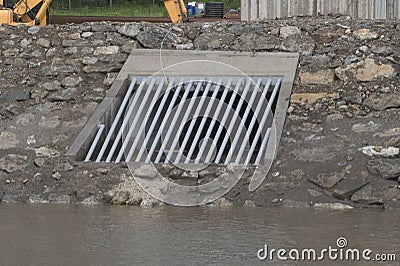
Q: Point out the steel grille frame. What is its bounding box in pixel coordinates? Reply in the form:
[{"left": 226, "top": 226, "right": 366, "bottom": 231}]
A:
[
  {"left": 82, "top": 76, "right": 282, "bottom": 165},
  {"left": 67, "top": 50, "right": 299, "bottom": 168}
]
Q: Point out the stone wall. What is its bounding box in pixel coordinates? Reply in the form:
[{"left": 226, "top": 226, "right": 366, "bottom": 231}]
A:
[
  {"left": 242, "top": 0, "right": 400, "bottom": 21},
  {"left": 0, "top": 16, "right": 399, "bottom": 208}
]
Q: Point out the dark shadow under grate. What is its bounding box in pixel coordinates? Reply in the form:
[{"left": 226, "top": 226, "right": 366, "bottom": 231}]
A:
[{"left": 84, "top": 76, "right": 282, "bottom": 165}]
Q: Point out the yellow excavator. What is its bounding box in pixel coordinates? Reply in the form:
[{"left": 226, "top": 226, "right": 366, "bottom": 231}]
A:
[
  {"left": 0, "top": 0, "right": 52, "bottom": 26},
  {"left": 0, "top": 0, "right": 187, "bottom": 26}
]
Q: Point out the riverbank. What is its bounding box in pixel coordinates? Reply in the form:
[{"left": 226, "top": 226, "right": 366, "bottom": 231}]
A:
[{"left": 0, "top": 16, "right": 399, "bottom": 209}]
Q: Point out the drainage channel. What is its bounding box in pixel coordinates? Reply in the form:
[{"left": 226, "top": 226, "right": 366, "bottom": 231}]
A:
[
  {"left": 84, "top": 76, "right": 282, "bottom": 165},
  {"left": 67, "top": 50, "right": 299, "bottom": 169}
]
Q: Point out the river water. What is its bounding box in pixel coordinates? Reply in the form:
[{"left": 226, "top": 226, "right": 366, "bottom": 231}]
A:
[{"left": 0, "top": 205, "right": 398, "bottom": 265}]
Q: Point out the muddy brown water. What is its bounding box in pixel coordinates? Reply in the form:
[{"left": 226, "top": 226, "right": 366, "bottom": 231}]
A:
[{"left": 0, "top": 205, "right": 398, "bottom": 265}]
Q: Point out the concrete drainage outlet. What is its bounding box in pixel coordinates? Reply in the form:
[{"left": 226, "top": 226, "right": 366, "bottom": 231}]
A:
[{"left": 67, "top": 50, "right": 299, "bottom": 205}]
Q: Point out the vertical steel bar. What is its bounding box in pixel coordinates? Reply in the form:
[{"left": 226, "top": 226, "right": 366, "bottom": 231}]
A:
[
  {"left": 125, "top": 78, "right": 166, "bottom": 162},
  {"left": 193, "top": 78, "right": 224, "bottom": 163},
  {"left": 165, "top": 80, "right": 204, "bottom": 163},
  {"left": 95, "top": 78, "right": 137, "bottom": 162},
  {"left": 197, "top": 79, "right": 232, "bottom": 163},
  {"left": 145, "top": 78, "right": 185, "bottom": 163},
  {"left": 214, "top": 78, "right": 253, "bottom": 164},
  {"left": 106, "top": 78, "right": 147, "bottom": 162},
  {"left": 135, "top": 79, "right": 176, "bottom": 162},
  {"left": 115, "top": 78, "right": 157, "bottom": 163},
  {"left": 255, "top": 128, "right": 272, "bottom": 165},
  {"left": 245, "top": 79, "right": 281, "bottom": 165},
  {"left": 85, "top": 124, "right": 105, "bottom": 162},
  {"left": 154, "top": 80, "right": 194, "bottom": 163},
  {"left": 184, "top": 80, "right": 214, "bottom": 163},
  {"left": 174, "top": 81, "right": 207, "bottom": 163},
  {"left": 224, "top": 78, "right": 262, "bottom": 164},
  {"left": 203, "top": 79, "right": 239, "bottom": 163},
  {"left": 234, "top": 79, "right": 272, "bottom": 165}
]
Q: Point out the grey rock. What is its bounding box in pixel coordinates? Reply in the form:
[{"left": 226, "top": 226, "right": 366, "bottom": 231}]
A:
[
  {"left": 48, "top": 194, "right": 70, "bottom": 203},
  {"left": 61, "top": 76, "right": 83, "bottom": 87},
  {"left": 94, "top": 46, "right": 119, "bottom": 55},
  {"left": 359, "top": 146, "right": 399, "bottom": 157},
  {"left": 133, "top": 164, "right": 160, "bottom": 179},
  {"left": 2, "top": 49, "right": 19, "bottom": 57},
  {"left": 64, "top": 47, "right": 78, "bottom": 55},
  {"left": 140, "top": 197, "right": 156, "bottom": 208},
  {"left": 20, "top": 38, "right": 31, "bottom": 47},
  {"left": 118, "top": 24, "right": 141, "bottom": 38},
  {"left": 82, "top": 56, "right": 98, "bottom": 65},
  {"left": 81, "top": 32, "right": 93, "bottom": 38},
  {"left": 308, "top": 172, "right": 344, "bottom": 189},
  {"left": 279, "top": 35, "right": 315, "bottom": 53},
  {"left": 39, "top": 65, "right": 79, "bottom": 77},
  {"left": 185, "top": 27, "right": 201, "bottom": 40},
  {"left": 351, "top": 180, "right": 388, "bottom": 204},
  {"left": 371, "top": 45, "right": 393, "bottom": 56},
  {"left": 344, "top": 55, "right": 359, "bottom": 65},
  {"left": 0, "top": 89, "right": 30, "bottom": 102},
  {"left": 36, "top": 38, "right": 51, "bottom": 48},
  {"left": 57, "top": 162, "right": 74, "bottom": 172},
  {"left": 0, "top": 154, "right": 29, "bottom": 173},
  {"left": 291, "top": 145, "right": 342, "bottom": 162},
  {"left": 313, "top": 203, "right": 353, "bottom": 210},
  {"left": 32, "top": 146, "right": 61, "bottom": 158},
  {"left": 2, "top": 194, "right": 20, "bottom": 203},
  {"left": 333, "top": 176, "right": 371, "bottom": 199},
  {"left": 194, "top": 32, "right": 235, "bottom": 50},
  {"left": 342, "top": 91, "right": 363, "bottom": 104},
  {"left": 367, "top": 159, "right": 400, "bottom": 180},
  {"left": 175, "top": 43, "right": 194, "bottom": 50},
  {"left": 282, "top": 199, "right": 310, "bottom": 208},
  {"left": 62, "top": 40, "right": 88, "bottom": 47},
  {"left": 52, "top": 171, "right": 61, "bottom": 180},
  {"left": 40, "top": 81, "right": 61, "bottom": 91},
  {"left": 121, "top": 42, "right": 139, "bottom": 54},
  {"left": 48, "top": 87, "right": 78, "bottom": 101},
  {"left": 280, "top": 26, "right": 301, "bottom": 38},
  {"left": 136, "top": 26, "right": 178, "bottom": 49},
  {"left": 27, "top": 26, "right": 41, "bottom": 34},
  {"left": 0, "top": 131, "right": 18, "bottom": 150},
  {"left": 98, "top": 53, "right": 128, "bottom": 63},
  {"left": 327, "top": 113, "right": 344, "bottom": 121},
  {"left": 34, "top": 157, "right": 45, "bottom": 167},
  {"left": 211, "top": 198, "right": 233, "bottom": 207},
  {"left": 364, "top": 94, "right": 400, "bottom": 111},
  {"left": 45, "top": 48, "right": 57, "bottom": 57},
  {"left": 359, "top": 45, "right": 370, "bottom": 54},
  {"left": 352, "top": 121, "right": 380, "bottom": 133},
  {"left": 235, "top": 33, "right": 278, "bottom": 51},
  {"left": 81, "top": 47, "right": 94, "bottom": 54},
  {"left": 244, "top": 200, "right": 256, "bottom": 206},
  {"left": 111, "top": 191, "right": 130, "bottom": 205},
  {"left": 103, "top": 73, "right": 118, "bottom": 86},
  {"left": 91, "top": 24, "right": 114, "bottom": 32}
]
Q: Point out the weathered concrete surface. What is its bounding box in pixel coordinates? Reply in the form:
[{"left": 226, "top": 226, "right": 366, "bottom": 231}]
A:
[
  {"left": 242, "top": 0, "right": 400, "bottom": 21},
  {"left": 0, "top": 16, "right": 400, "bottom": 209}
]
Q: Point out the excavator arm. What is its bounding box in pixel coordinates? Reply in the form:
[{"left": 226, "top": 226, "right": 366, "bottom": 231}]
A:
[
  {"left": 163, "top": 0, "right": 188, "bottom": 23},
  {"left": 0, "top": 0, "right": 52, "bottom": 26}
]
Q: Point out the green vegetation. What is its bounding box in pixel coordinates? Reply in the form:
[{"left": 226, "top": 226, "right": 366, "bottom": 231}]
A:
[{"left": 51, "top": 0, "right": 240, "bottom": 17}]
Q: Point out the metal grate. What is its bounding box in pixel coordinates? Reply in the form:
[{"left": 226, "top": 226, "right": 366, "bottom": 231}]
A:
[{"left": 84, "top": 76, "right": 282, "bottom": 165}]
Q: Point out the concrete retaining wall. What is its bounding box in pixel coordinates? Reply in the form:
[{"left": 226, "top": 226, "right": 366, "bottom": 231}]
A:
[{"left": 241, "top": 0, "right": 400, "bottom": 21}]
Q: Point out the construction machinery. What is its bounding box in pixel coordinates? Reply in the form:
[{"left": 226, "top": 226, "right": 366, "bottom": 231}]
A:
[
  {"left": 163, "top": 0, "right": 188, "bottom": 23},
  {"left": 0, "top": 0, "right": 52, "bottom": 26},
  {"left": 0, "top": 0, "right": 187, "bottom": 26}
]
